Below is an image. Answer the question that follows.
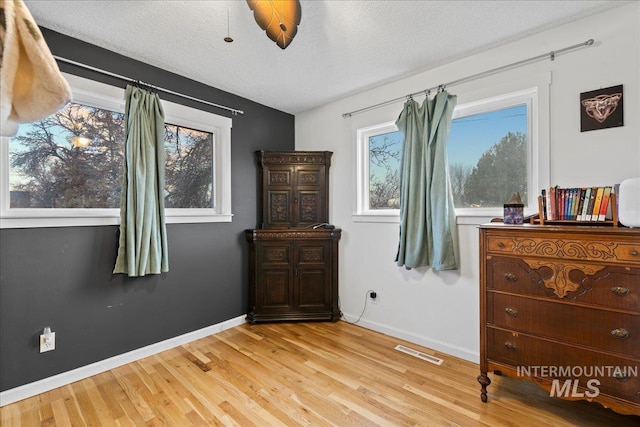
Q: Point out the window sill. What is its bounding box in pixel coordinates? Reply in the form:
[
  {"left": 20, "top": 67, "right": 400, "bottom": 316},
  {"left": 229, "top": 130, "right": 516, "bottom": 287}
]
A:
[
  {"left": 352, "top": 213, "right": 400, "bottom": 223},
  {"left": 0, "top": 213, "right": 233, "bottom": 229},
  {"left": 351, "top": 209, "right": 536, "bottom": 226}
]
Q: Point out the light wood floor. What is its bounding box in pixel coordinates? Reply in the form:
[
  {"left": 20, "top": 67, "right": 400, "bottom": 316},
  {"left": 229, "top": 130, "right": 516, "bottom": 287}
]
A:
[{"left": 1, "top": 321, "right": 638, "bottom": 426}]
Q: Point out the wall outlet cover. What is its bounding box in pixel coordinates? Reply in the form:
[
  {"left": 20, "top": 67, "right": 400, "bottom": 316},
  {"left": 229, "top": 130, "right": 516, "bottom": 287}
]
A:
[{"left": 39, "top": 332, "right": 55, "bottom": 353}]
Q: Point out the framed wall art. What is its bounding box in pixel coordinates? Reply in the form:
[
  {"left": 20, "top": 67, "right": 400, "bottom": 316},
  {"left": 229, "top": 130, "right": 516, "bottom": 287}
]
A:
[{"left": 580, "top": 84, "right": 623, "bottom": 132}]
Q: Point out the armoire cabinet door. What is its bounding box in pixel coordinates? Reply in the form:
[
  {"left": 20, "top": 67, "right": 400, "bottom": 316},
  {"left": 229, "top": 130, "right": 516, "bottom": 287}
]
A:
[
  {"left": 294, "top": 165, "right": 326, "bottom": 228},
  {"left": 255, "top": 241, "right": 294, "bottom": 315},
  {"left": 258, "top": 151, "right": 331, "bottom": 229},
  {"left": 294, "top": 240, "right": 331, "bottom": 312},
  {"left": 264, "top": 166, "right": 295, "bottom": 228}
]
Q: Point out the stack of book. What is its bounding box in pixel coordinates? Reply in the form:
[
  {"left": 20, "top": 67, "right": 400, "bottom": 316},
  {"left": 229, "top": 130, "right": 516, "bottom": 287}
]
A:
[{"left": 540, "top": 186, "right": 615, "bottom": 221}]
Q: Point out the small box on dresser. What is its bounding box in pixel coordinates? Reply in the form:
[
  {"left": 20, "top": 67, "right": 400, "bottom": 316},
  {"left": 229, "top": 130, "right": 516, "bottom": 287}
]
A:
[{"left": 478, "top": 223, "right": 640, "bottom": 416}]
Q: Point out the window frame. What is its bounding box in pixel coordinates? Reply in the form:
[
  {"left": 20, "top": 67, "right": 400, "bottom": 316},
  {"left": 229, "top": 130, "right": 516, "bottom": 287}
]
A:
[
  {"left": 449, "top": 87, "right": 538, "bottom": 217},
  {"left": 353, "top": 79, "right": 549, "bottom": 223},
  {"left": 0, "top": 73, "right": 233, "bottom": 228},
  {"left": 355, "top": 121, "right": 402, "bottom": 223}
]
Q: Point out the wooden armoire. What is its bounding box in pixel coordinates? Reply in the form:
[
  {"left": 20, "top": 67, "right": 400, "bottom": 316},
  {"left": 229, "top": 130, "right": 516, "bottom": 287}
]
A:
[{"left": 245, "top": 151, "right": 341, "bottom": 323}]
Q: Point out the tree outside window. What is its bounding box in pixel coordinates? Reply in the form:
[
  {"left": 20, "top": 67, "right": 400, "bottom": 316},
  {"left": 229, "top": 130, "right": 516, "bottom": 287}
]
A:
[
  {"left": 9, "top": 103, "right": 215, "bottom": 210},
  {"left": 10, "top": 103, "right": 125, "bottom": 209},
  {"left": 368, "top": 130, "right": 401, "bottom": 210},
  {"left": 164, "top": 124, "right": 213, "bottom": 209},
  {"left": 448, "top": 104, "right": 528, "bottom": 208}
]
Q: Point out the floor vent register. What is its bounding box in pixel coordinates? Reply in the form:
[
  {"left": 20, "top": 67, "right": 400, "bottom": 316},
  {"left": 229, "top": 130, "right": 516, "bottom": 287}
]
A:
[{"left": 394, "top": 345, "right": 444, "bottom": 365}]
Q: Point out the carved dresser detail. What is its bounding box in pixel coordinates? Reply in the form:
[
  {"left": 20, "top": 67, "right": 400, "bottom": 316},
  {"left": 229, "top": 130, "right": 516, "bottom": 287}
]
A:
[
  {"left": 478, "top": 224, "right": 640, "bottom": 416},
  {"left": 247, "top": 151, "right": 340, "bottom": 323}
]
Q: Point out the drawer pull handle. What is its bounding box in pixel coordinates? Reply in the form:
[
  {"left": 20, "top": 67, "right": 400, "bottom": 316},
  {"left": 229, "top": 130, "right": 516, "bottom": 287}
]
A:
[
  {"left": 497, "top": 242, "right": 505, "bottom": 248},
  {"left": 504, "top": 342, "right": 518, "bottom": 351},
  {"left": 610, "top": 286, "right": 630, "bottom": 296},
  {"left": 611, "top": 328, "right": 629, "bottom": 340},
  {"left": 504, "top": 273, "right": 518, "bottom": 282},
  {"left": 630, "top": 249, "right": 638, "bottom": 256},
  {"left": 504, "top": 307, "right": 518, "bottom": 317}
]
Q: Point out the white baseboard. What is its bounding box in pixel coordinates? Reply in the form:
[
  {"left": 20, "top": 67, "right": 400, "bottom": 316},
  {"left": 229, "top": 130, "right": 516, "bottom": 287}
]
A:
[
  {"left": 0, "top": 315, "right": 246, "bottom": 407},
  {"left": 341, "top": 313, "right": 479, "bottom": 364}
]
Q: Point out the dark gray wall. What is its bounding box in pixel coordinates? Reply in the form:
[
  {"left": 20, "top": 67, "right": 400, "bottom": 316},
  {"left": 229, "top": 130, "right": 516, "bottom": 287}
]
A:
[{"left": 0, "top": 29, "right": 295, "bottom": 391}]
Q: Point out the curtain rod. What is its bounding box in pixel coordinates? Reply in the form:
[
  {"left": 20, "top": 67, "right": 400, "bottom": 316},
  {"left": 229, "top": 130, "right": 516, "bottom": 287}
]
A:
[
  {"left": 54, "top": 55, "right": 245, "bottom": 116},
  {"left": 342, "top": 38, "right": 594, "bottom": 118}
]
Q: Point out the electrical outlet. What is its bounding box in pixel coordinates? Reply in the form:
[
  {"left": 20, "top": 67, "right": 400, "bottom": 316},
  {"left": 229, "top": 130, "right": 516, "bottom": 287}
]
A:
[{"left": 40, "top": 331, "right": 55, "bottom": 353}]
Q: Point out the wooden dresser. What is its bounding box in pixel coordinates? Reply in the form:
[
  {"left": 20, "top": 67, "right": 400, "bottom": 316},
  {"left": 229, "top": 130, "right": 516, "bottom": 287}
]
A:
[
  {"left": 246, "top": 151, "right": 341, "bottom": 323},
  {"left": 478, "top": 224, "right": 640, "bottom": 416}
]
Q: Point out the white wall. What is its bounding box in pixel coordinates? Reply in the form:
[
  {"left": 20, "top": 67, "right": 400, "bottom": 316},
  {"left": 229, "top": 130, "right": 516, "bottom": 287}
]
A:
[{"left": 295, "top": 3, "right": 639, "bottom": 363}]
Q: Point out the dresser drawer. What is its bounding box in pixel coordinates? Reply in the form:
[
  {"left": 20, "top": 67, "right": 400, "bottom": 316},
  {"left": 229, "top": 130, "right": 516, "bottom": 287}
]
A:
[
  {"left": 487, "top": 327, "right": 640, "bottom": 403},
  {"left": 488, "top": 292, "right": 640, "bottom": 356},
  {"left": 615, "top": 243, "right": 640, "bottom": 263},
  {"left": 487, "top": 256, "right": 640, "bottom": 311},
  {"left": 486, "top": 234, "right": 640, "bottom": 266}
]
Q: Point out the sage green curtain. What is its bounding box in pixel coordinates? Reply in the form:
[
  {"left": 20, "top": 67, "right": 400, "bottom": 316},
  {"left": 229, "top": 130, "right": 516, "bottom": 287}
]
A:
[
  {"left": 113, "top": 85, "right": 169, "bottom": 277},
  {"left": 395, "top": 91, "right": 457, "bottom": 271}
]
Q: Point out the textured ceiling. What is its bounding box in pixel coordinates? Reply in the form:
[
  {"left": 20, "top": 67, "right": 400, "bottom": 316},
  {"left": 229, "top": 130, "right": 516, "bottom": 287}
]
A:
[{"left": 25, "top": 1, "right": 623, "bottom": 114}]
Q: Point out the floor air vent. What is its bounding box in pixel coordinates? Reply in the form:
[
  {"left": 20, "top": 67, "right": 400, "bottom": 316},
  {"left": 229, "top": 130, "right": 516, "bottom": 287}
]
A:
[{"left": 394, "top": 345, "right": 443, "bottom": 365}]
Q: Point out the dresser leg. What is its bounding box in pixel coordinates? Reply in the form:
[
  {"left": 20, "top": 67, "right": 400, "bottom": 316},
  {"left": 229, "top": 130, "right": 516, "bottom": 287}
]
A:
[{"left": 477, "top": 373, "right": 491, "bottom": 403}]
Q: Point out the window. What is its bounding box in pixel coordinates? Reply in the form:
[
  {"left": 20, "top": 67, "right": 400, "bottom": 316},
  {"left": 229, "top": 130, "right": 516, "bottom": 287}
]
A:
[
  {"left": 9, "top": 101, "right": 125, "bottom": 210},
  {"left": 355, "top": 121, "right": 402, "bottom": 221},
  {"left": 163, "top": 124, "right": 214, "bottom": 209},
  {"left": 354, "top": 87, "right": 541, "bottom": 221},
  {"left": 448, "top": 88, "right": 537, "bottom": 216},
  {"left": 0, "top": 73, "right": 232, "bottom": 228}
]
